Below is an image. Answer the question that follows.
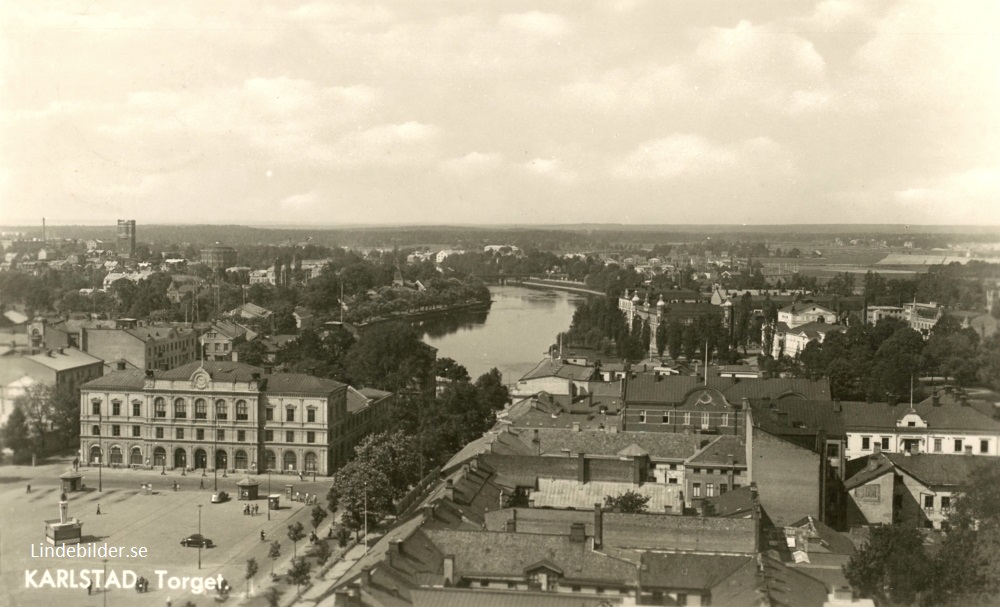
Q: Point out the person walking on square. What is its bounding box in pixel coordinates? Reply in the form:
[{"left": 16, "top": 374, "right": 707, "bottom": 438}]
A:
[
  {"left": 96, "top": 504, "right": 101, "bottom": 515},
  {"left": 87, "top": 581, "right": 92, "bottom": 595},
  {"left": 200, "top": 478, "right": 204, "bottom": 490}
]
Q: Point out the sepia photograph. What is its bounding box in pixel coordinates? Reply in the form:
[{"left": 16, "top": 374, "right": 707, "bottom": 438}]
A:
[{"left": 1, "top": 1, "right": 999, "bottom": 606}]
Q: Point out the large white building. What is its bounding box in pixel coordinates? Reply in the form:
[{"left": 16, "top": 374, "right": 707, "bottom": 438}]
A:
[{"left": 79, "top": 361, "right": 391, "bottom": 476}]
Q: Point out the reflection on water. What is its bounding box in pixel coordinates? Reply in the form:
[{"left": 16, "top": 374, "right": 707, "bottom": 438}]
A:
[{"left": 418, "top": 286, "right": 590, "bottom": 384}]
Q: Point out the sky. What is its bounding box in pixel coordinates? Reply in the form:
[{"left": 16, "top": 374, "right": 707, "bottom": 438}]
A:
[{"left": 1, "top": 0, "right": 999, "bottom": 227}]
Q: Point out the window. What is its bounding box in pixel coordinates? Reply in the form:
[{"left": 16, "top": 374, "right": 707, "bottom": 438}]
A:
[
  {"left": 701, "top": 412, "right": 710, "bottom": 428},
  {"left": 112, "top": 401, "right": 121, "bottom": 416},
  {"left": 236, "top": 400, "right": 248, "bottom": 421},
  {"left": 720, "top": 483, "right": 728, "bottom": 494},
  {"left": 934, "top": 438, "right": 942, "bottom": 452},
  {"left": 480, "top": 581, "right": 489, "bottom": 588},
  {"left": 941, "top": 496, "right": 951, "bottom": 510},
  {"left": 265, "top": 408, "right": 274, "bottom": 421},
  {"left": 683, "top": 412, "right": 691, "bottom": 426},
  {"left": 924, "top": 495, "right": 934, "bottom": 510},
  {"left": 176, "top": 428, "right": 184, "bottom": 440},
  {"left": 92, "top": 401, "right": 101, "bottom": 415},
  {"left": 92, "top": 425, "right": 100, "bottom": 436},
  {"left": 155, "top": 398, "right": 166, "bottom": 418},
  {"left": 237, "top": 430, "right": 246, "bottom": 442},
  {"left": 639, "top": 410, "right": 646, "bottom": 423},
  {"left": 856, "top": 485, "right": 880, "bottom": 501},
  {"left": 307, "top": 408, "right": 316, "bottom": 423},
  {"left": 707, "top": 483, "right": 715, "bottom": 497},
  {"left": 880, "top": 437, "right": 890, "bottom": 450},
  {"left": 132, "top": 402, "right": 141, "bottom": 416},
  {"left": 307, "top": 431, "right": 315, "bottom": 444},
  {"left": 265, "top": 430, "right": 274, "bottom": 442},
  {"left": 827, "top": 443, "right": 840, "bottom": 457},
  {"left": 721, "top": 413, "right": 729, "bottom": 426},
  {"left": 668, "top": 477, "right": 677, "bottom": 484},
  {"left": 862, "top": 436, "right": 871, "bottom": 451},
  {"left": 194, "top": 399, "right": 207, "bottom": 419},
  {"left": 955, "top": 439, "right": 963, "bottom": 452},
  {"left": 662, "top": 412, "right": 670, "bottom": 424},
  {"left": 216, "top": 400, "right": 227, "bottom": 420},
  {"left": 132, "top": 425, "right": 141, "bottom": 437},
  {"left": 286, "top": 408, "right": 295, "bottom": 422},
  {"left": 217, "top": 429, "right": 225, "bottom": 441},
  {"left": 286, "top": 431, "right": 294, "bottom": 443},
  {"left": 174, "top": 398, "right": 187, "bottom": 419},
  {"left": 155, "top": 427, "right": 164, "bottom": 439},
  {"left": 981, "top": 440, "right": 989, "bottom": 454},
  {"left": 194, "top": 429, "right": 203, "bottom": 440},
  {"left": 693, "top": 482, "right": 701, "bottom": 497},
  {"left": 111, "top": 425, "right": 120, "bottom": 436}
]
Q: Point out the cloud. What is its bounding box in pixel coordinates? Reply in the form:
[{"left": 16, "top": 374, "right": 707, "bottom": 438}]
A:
[
  {"left": 499, "top": 12, "right": 571, "bottom": 37},
  {"left": 613, "top": 134, "right": 790, "bottom": 180},
  {"left": 893, "top": 167, "right": 1000, "bottom": 222},
  {"left": 441, "top": 151, "right": 504, "bottom": 174},
  {"left": 279, "top": 191, "right": 320, "bottom": 209},
  {"left": 524, "top": 157, "right": 577, "bottom": 182}
]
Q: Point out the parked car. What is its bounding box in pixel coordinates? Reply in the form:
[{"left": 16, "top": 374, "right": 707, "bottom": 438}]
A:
[
  {"left": 180, "top": 534, "right": 214, "bottom": 548},
  {"left": 211, "top": 491, "right": 229, "bottom": 503}
]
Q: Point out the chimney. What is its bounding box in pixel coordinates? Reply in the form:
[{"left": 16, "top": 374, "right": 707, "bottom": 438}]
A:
[
  {"left": 867, "top": 455, "right": 880, "bottom": 472},
  {"left": 572, "top": 422, "right": 581, "bottom": 433},
  {"left": 443, "top": 555, "right": 455, "bottom": 586},
  {"left": 389, "top": 539, "right": 403, "bottom": 555},
  {"left": 833, "top": 399, "right": 842, "bottom": 413},
  {"left": 444, "top": 479, "right": 455, "bottom": 501},
  {"left": 932, "top": 393, "right": 940, "bottom": 407},
  {"left": 577, "top": 452, "right": 588, "bottom": 483},
  {"left": 593, "top": 503, "right": 603, "bottom": 550},
  {"left": 145, "top": 369, "right": 154, "bottom": 378},
  {"left": 569, "top": 522, "right": 586, "bottom": 542},
  {"left": 873, "top": 443, "right": 881, "bottom": 455},
  {"left": 505, "top": 511, "right": 517, "bottom": 533},
  {"left": 632, "top": 455, "right": 644, "bottom": 485},
  {"left": 58, "top": 347, "right": 64, "bottom": 355},
  {"left": 117, "top": 361, "right": 126, "bottom": 371}
]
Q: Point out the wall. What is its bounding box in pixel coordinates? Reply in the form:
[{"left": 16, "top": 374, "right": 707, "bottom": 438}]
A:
[
  {"left": 846, "top": 473, "right": 894, "bottom": 527},
  {"left": 750, "top": 427, "right": 820, "bottom": 526}
]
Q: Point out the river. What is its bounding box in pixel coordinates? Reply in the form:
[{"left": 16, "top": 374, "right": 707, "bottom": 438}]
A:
[{"left": 416, "top": 286, "right": 591, "bottom": 385}]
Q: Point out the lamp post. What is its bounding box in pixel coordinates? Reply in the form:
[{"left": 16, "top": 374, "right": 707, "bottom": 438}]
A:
[
  {"left": 363, "top": 480, "right": 368, "bottom": 550},
  {"left": 197, "top": 504, "right": 203, "bottom": 570},
  {"left": 267, "top": 469, "right": 271, "bottom": 521},
  {"left": 98, "top": 406, "right": 103, "bottom": 493},
  {"left": 213, "top": 412, "right": 219, "bottom": 492},
  {"left": 102, "top": 558, "right": 108, "bottom": 607}
]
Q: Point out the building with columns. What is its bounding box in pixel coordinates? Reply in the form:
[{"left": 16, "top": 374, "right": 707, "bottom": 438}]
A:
[{"left": 79, "top": 361, "right": 390, "bottom": 476}]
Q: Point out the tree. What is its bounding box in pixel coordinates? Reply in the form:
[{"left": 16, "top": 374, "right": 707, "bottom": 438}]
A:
[
  {"left": 655, "top": 321, "right": 667, "bottom": 358},
  {"left": 267, "top": 541, "right": 281, "bottom": 576},
  {"left": 844, "top": 524, "right": 930, "bottom": 605},
  {"left": 0, "top": 405, "right": 31, "bottom": 462},
  {"left": 14, "top": 383, "right": 55, "bottom": 454},
  {"left": 433, "top": 357, "right": 470, "bottom": 383},
  {"left": 287, "top": 557, "right": 312, "bottom": 597},
  {"left": 287, "top": 522, "right": 306, "bottom": 558},
  {"left": 245, "top": 557, "right": 259, "bottom": 597},
  {"left": 264, "top": 586, "right": 282, "bottom": 607},
  {"left": 351, "top": 431, "right": 422, "bottom": 499},
  {"left": 682, "top": 323, "right": 699, "bottom": 360},
  {"left": 235, "top": 339, "right": 268, "bottom": 366},
  {"left": 310, "top": 505, "right": 328, "bottom": 531},
  {"left": 976, "top": 335, "right": 1000, "bottom": 391},
  {"left": 666, "top": 321, "right": 683, "bottom": 360},
  {"left": 315, "top": 538, "right": 332, "bottom": 566},
  {"left": 331, "top": 461, "right": 393, "bottom": 535},
  {"left": 346, "top": 322, "right": 434, "bottom": 393},
  {"left": 604, "top": 490, "right": 650, "bottom": 514}
]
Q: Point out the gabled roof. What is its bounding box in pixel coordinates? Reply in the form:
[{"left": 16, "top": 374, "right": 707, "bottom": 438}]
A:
[
  {"left": 504, "top": 427, "right": 706, "bottom": 461},
  {"left": 839, "top": 400, "right": 1000, "bottom": 432},
  {"left": 206, "top": 320, "right": 248, "bottom": 340},
  {"left": 787, "top": 516, "right": 857, "bottom": 556},
  {"left": 788, "top": 321, "right": 846, "bottom": 338},
  {"left": 701, "top": 486, "right": 757, "bottom": 518},
  {"left": 640, "top": 553, "right": 751, "bottom": 590},
  {"left": 750, "top": 400, "right": 846, "bottom": 438},
  {"left": 410, "top": 588, "right": 621, "bottom": 607},
  {"left": 158, "top": 361, "right": 263, "bottom": 382},
  {"left": 886, "top": 453, "right": 1000, "bottom": 488},
  {"left": 519, "top": 360, "right": 596, "bottom": 382},
  {"left": 266, "top": 373, "right": 344, "bottom": 395},
  {"left": 685, "top": 435, "right": 747, "bottom": 467},
  {"left": 844, "top": 455, "right": 895, "bottom": 490},
  {"left": 23, "top": 348, "right": 103, "bottom": 371},
  {"left": 82, "top": 370, "right": 146, "bottom": 390}
]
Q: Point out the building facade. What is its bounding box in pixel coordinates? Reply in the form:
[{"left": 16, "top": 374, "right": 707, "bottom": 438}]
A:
[
  {"left": 83, "top": 325, "right": 199, "bottom": 372},
  {"left": 79, "top": 361, "right": 390, "bottom": 476}
]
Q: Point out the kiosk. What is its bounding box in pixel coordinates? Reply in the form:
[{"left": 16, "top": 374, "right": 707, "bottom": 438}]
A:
[
  {"left": 237, "top": 477, "right": 260, "bottom": 500},
  {"left": 59, "top": 471, "right": 84, "bottom": 493}
]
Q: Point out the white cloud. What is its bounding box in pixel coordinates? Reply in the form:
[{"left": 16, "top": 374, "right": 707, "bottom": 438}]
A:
[
  {"left": 524, "top": 157, "right": 576, "bottom": 182},
  {"left": 441, "top": 151, "right": 503, "bottom": 174},
  {"left": 280, "top": 191, "right": 320, "bottom": 209},
  {"left": 500, "top": 12, "right": 571, "bottom": 37},
  {"left": 614, "top": 134, "right": 790, "bottom": 181}
]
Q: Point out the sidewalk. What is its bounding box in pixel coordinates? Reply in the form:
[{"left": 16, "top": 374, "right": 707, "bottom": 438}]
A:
[{"left": 292, "top": 542, "right": 370, "bottom": 607}]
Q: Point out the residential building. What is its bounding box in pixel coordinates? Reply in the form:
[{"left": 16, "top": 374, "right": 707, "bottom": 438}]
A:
[
  {"left": 513, "top": 360, "right": 597, "bottom": 397},
  {"left": 200, "top": 320, "right": 255, "bottom": 361},
  {"left": 903, "top": 302, "right": 943, "bottom": 337},
  {"left": 771, "top": 321, "right": 846, "bottom": 358},
  {"left": 778, "top": 303, "right": 837, "bottom": 328},
  {"left": 78, "top": 361, "right": 387, "bottom": 475},
  {"left": 82, "top": 325, "right": 199, "bottom": 372},
  {"left": 865, "top": 306, "right": 904, "bottom": 325},
  {"left": 225, "top": 302, "right": 273, "bottom": 322},
  {"left": 0, "top": 347, "right": 104, "bottom": 394}
]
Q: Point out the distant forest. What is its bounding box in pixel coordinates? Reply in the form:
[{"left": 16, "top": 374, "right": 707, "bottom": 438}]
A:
[{"left": 5, "top": 223, "right": 1000, "bottom": 251}]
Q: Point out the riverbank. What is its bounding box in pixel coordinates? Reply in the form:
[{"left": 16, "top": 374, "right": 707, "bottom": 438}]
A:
[
  {"left": 519, "top": 279, "right": 604, "bottom": 296},
  {"left": 354, "top": 299, "right": 493, "bottom": 328}
]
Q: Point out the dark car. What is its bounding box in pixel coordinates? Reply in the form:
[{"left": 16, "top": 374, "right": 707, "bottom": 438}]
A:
[
  {"left": 210, "top": 491, "right": 229, "bottom": 503},
  {"left": 180, "top": 534, "right": 214, "bottom": 548}
]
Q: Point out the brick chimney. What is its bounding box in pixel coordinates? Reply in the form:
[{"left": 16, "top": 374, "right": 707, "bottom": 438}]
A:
[
  {"left": 593, "top": 503, "right": 603, "bottom": 550},
  {"left": 577, "top": 452, "right": 588, "bottom": 483},
  {"left": 569, "top": 522, "right": 586, "bottom": 543},
  {"left": 389, "top": 538, "right": 403, "bottom": 555},
  {"left": 443, "top": 555, "right": 455, "bottom": 585},
  {"left": 444, "top": 478, "right": 455, "bottom": 501}
]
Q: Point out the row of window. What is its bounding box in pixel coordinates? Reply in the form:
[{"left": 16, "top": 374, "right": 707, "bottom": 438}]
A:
[
  {"left": 923, "top": 494, "right": 952, "bottom": 512},
  {"left": 691, "top": 482, "right": 739, "bottom": 498},
  {"left": 93, "top": 425, "right": 320, "bottom": 444},
  {"left": 637, "top": 411, "right": 730, "bottom": 426},
  {"left": 860, "top": 436, "right": 990, "bottom": 453},
  {"left": 92, "top": 399, "right": 251, "bottom": 420},
  {"left": 265, "top": 407, "right": 317, "bottom": 423}
]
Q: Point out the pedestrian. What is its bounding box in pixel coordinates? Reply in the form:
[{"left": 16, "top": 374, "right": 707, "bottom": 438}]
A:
[
  {"left": 26, "top": 484, "right": 30, "bottom": 493},
  {"left": 200, "top": 478, "right": 204, "bottom": 490},
  {"left": 87, "top": 581, "right": 93, "bottom": 595},
  {"left": 166, "top": 597, "right": 172, "bottom": 607},
  {"left": 260, "top": 530, "right": 265, "bottom": 542},
  {"left": 298, "top": 472, "right": 303, "bottom": 482},
  {"left": 255, "top": 504, "right": 259, "bottom": 515},
  {"left": 96, "top": 504, "right": 101, "bottom": 515}
]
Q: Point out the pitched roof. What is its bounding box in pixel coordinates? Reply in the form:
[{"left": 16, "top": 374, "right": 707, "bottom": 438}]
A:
[
  {"left": 843, "top": 455, "right": 895, "bottom": 490},
  {"left": 82, "top": 370, "right": 146, "bottom": 390},
  {"left": 420, "top": 529, "right": 639, "bottom": 584},
  {"left": 787, "top": 516, "right": 857, "bottom": 556},
  {"left": 23, "top": 348, "right": 103, "bottom": 371},
  {"left": 531, "top": 478, "right": 682, "bottom": 514},
  {"left": 410, "top": 589, "right": 622, "bottom": 607},
  {"left": 158, "top": 361, "right": 263, "bottom": 382},
  {"left": 206, "top": 320, "right": 247, "bottom": 340},
  {"left": 266, "top": 372, "right": 344, "bottom": 395},
  {"left": 724, "top": 378, "right": 831, "bottom": 401},
  {"left": 641, "top": 553, "right": 751, "bottom": 589},
  {"left": 701, "top": 486, "right": 757, "bottom": 518},
  {"left": 685, "top": 435, "right": 747, "bottom": 467},
  {"left": 788, "top": 321, "right": 846, "bottom": 338},
  {"left": 750, "top": 400, "right": 846, "bottom": 438},
  {"left": 839, "top": 400, "right": 1000, "bottom": 432},
  {"left": 626, "top": 374, "right": 832, "bottom": 404},
  {"left": 519, "top": 360, "right": 596, "bottom": 382},
  {"left": 885, "top": 453, "right": 1000, "bottom": 488},
  {"left": 505, "top": 427, "right": 706, "bottom": 461}
]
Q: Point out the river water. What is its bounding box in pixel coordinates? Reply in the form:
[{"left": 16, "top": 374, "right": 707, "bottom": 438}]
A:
[{"left": 416, "top": 286, "right": 590, "bottom": 385}]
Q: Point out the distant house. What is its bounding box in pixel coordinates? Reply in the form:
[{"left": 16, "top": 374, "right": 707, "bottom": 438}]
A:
[
  {"left": 201, "top": 320, "right": 255, "bottom": 361},
  {"left": 771, "top": 321, "right": 846, "bottom": 358},
  {"left": 225, "top": 302, "right": 273, "bottom": 322},
  {"left": 293, "top": 307, "right": 315, "bottom": 331}
]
